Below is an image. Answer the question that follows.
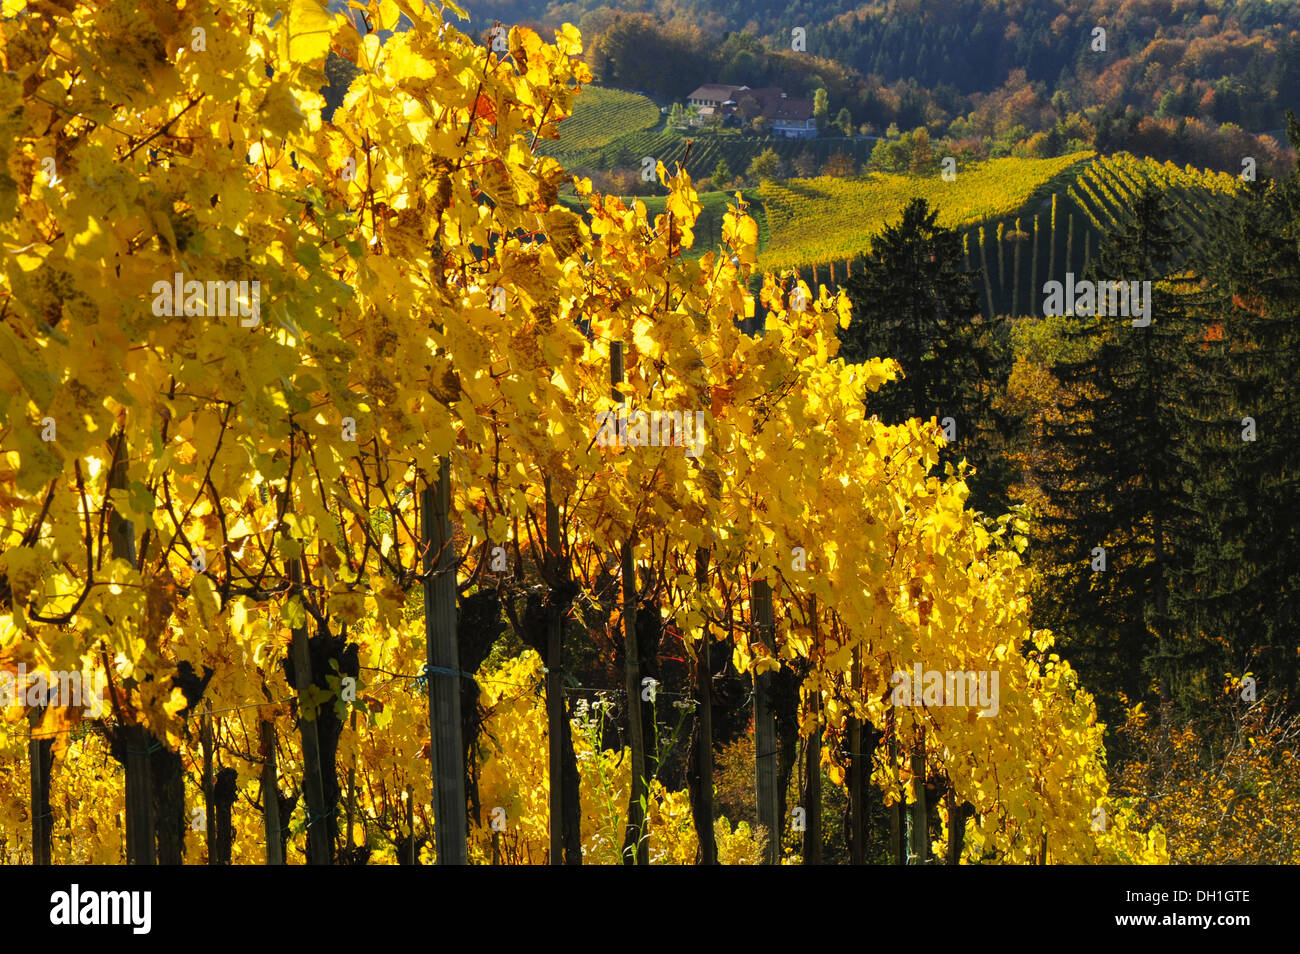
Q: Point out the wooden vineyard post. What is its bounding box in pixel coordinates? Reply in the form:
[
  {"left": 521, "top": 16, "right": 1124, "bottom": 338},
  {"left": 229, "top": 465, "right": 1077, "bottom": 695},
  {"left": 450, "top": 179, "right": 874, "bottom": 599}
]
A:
[
  {"left": 695, "top": 546, "right": 716, "bottom": 865},
  {"left": 28, "top": 709, "right": 51, "bottom": 865},
  {"left": 1066, "top": 213, "right": 1075, "bottom": 274},
  {"left": 28, "top": 717, "right": 44, "bottom": 865},
  {"left": 544, "top": 475, "right": 565, "bottom": 866},
  {"left": 909, "top": 728, "right": 928, "bottom": 864},
  {"left": 1030, "top": 211, "right": 1041, "bottom": 313},
  {"left": 979, "top": 226, "right": 995, "bottom": 320},
  {"left": 1045, "top": 192, "right": 1055, "bottom": 278},
  {"left": 889, "top": 709, "right": 904, "bottom": 865},
  {"left": 289, "top": 557, "right": 331, "bottom": 866},
  {"left": 847, "top": 644, "right": 865, "bottom": 865},
  {"left": 423, "top": 457, "right": 468, "bottom": 865},
  {"left": 803, "top": 723, "right": 823, "bottom": 864},
  {"left": 751, "top": 577, "right": 779, "bottom": 864},
  {"left": 1012, "top": 216, "right": 1023, "bottom": 316},
  {"left": 612, "top": 342, "right": 648, "bottom": 865},
  {"left": 201, "top": 702, "right": 216, "bottom": 863},
  {"left": 997, "top": 221, "right": 1006, "bottom": 291},
  {"left": 260, "top": 716, "right": 283, "bottom": 865},
  {"left": 345, "top": 706, "right": 357, "bottom": 863},
  {"left": 109, "top": 429, "right": 154, "bottom": 866},
  {"left": 212, "top": 768, "right": 237, "bottom": 865}
]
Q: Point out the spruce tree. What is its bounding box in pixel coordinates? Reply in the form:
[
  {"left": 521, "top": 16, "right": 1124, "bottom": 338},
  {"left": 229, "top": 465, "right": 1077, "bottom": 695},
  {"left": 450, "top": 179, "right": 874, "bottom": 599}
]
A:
[
  {"left": 1032, "top": 186, "right": 1197, "bottom": 724},
  {"left": 1176, "top": 114, "right": 1300, "bottom": 709},
  {"left": 838, "top": 198, "right": 1013, "bottom": 515}
]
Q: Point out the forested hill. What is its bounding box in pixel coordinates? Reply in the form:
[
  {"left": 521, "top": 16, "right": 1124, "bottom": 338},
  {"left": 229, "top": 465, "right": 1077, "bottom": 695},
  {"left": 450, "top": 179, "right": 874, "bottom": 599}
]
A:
[{"left": 459, "top": 0, "right": 1300, "bottom": 133}]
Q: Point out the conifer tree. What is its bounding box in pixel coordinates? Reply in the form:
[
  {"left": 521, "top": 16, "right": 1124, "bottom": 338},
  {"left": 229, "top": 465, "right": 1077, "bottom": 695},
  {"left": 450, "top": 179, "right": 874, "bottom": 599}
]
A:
[
  {"left": 1175, "top": 114, "right": 1300, "bottom": 708},
  {"left": 1033, "top": 187, "right": 1197, "bottom": 723},
  {"left": 838, "top": 198, "right": 1013, "bottom": 514}
]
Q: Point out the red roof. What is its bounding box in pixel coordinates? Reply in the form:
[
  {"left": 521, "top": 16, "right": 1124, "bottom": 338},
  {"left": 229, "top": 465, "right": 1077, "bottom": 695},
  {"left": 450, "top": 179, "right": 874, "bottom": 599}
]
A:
[
  {"left": 688, "top": 84, "right": 746, "bottom": 102},
  {"left": 732, "top": 87, "right": 813, "bottom": 121}
]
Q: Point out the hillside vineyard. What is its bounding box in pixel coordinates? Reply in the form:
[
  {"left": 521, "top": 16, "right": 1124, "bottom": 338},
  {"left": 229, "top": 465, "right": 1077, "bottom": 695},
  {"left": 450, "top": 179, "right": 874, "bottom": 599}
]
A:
[{"left": 0, "top": 0, "right": 1296, "bottom": 889}]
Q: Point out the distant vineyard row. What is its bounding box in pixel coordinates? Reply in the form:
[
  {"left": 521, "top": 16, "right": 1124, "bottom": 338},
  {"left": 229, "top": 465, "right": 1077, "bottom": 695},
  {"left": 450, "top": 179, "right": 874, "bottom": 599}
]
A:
[
  {"left": 785, "top": 153, "right": 1244, "bottom": 320},
  {"left": 557, "top": 147, "right": 1244, "bottom": 320},
  {"left": 1067, "top": 153, "right": 1241, "bottom": 263},
  {"left": 541, "top": 86, "right": 662, "bottom": 155},
  {"left": 757, "top": 152, "right": 1094, "bottom": 272}
]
